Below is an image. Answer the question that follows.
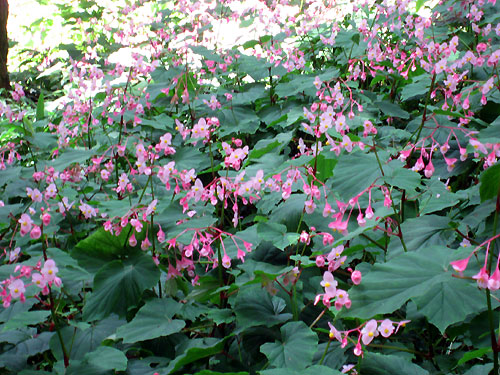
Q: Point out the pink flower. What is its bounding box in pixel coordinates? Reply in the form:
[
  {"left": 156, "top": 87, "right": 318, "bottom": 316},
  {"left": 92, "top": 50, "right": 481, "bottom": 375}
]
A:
[
  {"left": 320, "top": 271, "right": 338, "bottom": 297},
  {"left": 361, "top": 319, "right": 379, "bottom": 345},
  {"left": 9, "top": 247, "right": 20, "bottom": 262},
  {"left": 30, "top": 225, "right": 42, "bottom": 239},
  {"left": 488, "top": 266, "right": 500, "bottom": 291},
  {"left": 424, "top": 160, "right": 434, "bottom": 178},
  {"left": 41, "top": 259, "right": 58, "bottom": 282},
  {"left": 146, "top": 199, "right": 158, "bottom": 216},
  {"left": 450, "top": 256, "right": 471, "bottom": 272},
  {"left": 42, "top": 213, "right": 51, "bottom": 226},
  {"left": 19, "top": 213, "right": 33, "bottom": 236},
  {"left": 129, "top": 233, "right": 137, "bottom": 247},
  {"left": 299, "top": 231, "right": 310, "bottom": 244},
  {"left": 141, "top": 237, "right": 151, "bottom": 250},
  {"left": 8, "top": 279, "right": 25, "bottom": 299},
  {"left": 472, "top": 266, "right": 489, "bottom": 289},
  {"left": 353, "top": 342, "right": 363, "bottom": 356},
  {"left": 157, "top": 225, "right": 165, "bottom": 243},
  {"left": 130, "top": 218, "right": 143, "bottom": 232},
  {"left": 316, "top": 255, "right": 325, "bottom": 267},
  {"left": 328, "top": 322, "right": 342, "bottom": 341},
  {"left": 222, "top": 254, "right": 231, "bottom": 269},
  {"left": 378, "top": 319, "right": 394, "bottom": 337},
  {"left": 469, "top": 139, "right": 488, "bottom": 155},
  {"left": 351, "top": 270, "right": 362, "bottom": 285},
  {"left": 32, "top": 273, "right": 47, "bottom": 289},
  {"left": 304, "top": 199, "right": 317, "bottom": 214}
]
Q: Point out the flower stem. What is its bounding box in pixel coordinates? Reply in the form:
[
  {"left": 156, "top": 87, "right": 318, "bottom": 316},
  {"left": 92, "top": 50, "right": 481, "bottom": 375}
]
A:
[{"left": 319, "top": 340, "right": 331, "bottom": 365}]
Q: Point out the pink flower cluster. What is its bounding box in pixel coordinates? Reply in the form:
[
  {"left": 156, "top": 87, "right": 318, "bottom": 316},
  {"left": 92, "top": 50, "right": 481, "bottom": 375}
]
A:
[
  {"left": 1, "top": 259, "right": 61, "bottom": 308},
  {"left": 450, "top": 234, "right": 500, "bottom": 291},
  {"left": 329, "top": 318, "right": 410, "bottom": 357}
]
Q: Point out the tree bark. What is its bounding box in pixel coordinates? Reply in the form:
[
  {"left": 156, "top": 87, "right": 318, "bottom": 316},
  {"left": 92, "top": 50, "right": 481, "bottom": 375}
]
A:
[{"left": 0, "top": 0, "right": 10, "bottom": 91}]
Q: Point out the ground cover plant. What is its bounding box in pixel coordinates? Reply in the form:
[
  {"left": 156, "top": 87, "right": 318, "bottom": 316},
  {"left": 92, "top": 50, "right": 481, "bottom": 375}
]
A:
[{"left": 0, "top": 0, "right": 500, "bottom": 373}]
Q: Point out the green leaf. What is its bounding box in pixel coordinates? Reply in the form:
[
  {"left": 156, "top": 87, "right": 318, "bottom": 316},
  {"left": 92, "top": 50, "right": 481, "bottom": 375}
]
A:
[
  {"left": 479, "top": 163, "right": 500, "bottom": 202},
  {"left": 234, "top": 285, "right": 292, "bottom": 329},
  {"left": 332, "top": 151, "right": 384, "bottom": 201},
  {"left": 387, "top": 215, "right": 451, "bottom": 259},
  {"left": 3, "top": 310, "right": 51, "bottom": 331},
  {"left": 0, "top": 332, "right": 54, "bottom": 371},
  {"left": 115, "top": 299, "right": 186, "bottom": 343},
  {"left": 165, "top": 337, "right": 226, "bottom": 374},
  {"left": 362, "top": 352, "right": 429, "bottom": 375},
  {"left": 72, "top": 226, "right": 142, "bottom": 273},
  {"left": 36, "top": 92, "right": 45, "bottom": 121},
  {"left": 400, "top": 76, "right": 430, "bottom": 101},
  {"left": 260, "top": 365, "right": 342, "bottom": 375},
  {"left": 260, "top": 321, "right": 318, "bottom": 370},
  {"left": 478, "top": 117, "right": 500, "bottom": 143},
  {"left": 416, "top": 0, "right": 427, "bottom": 11},
  {"left": 50, "top": 316, "right": 123, "bottom": 361},
  {"left": 419, "top": 178, "right": 460, "bottom": 215},
  {"left": 82, "top": 253, "right": 160, "bottom": 321},
  {"left": 249, "top": 132, "right": 293, "bottom": 160},
  {"left": 412, "top": 275, "right": 485, "bottom": 333},
  {"left": 343, "top": 246, "right": 483, "bottom": 332},
  {"left": 374, "top": 101, "right": 410, "bottom": 119},
  {"left": 463, "top": 364, "right": 494, "bottom": 375},
  {"left": 457, "top": 347, "right": 492, "bottom": 366},
  {"left": 206, "top": 308, "right": 234, "bottom": 324},
  {"left": 83, "top": 346, "right": 128, "bottom": 371},
  {"left": 49, "top": 147, "right": 97, "bottom": 171},
  {"left": 384, "top": 160, "right": 421, "bottom": 193}
]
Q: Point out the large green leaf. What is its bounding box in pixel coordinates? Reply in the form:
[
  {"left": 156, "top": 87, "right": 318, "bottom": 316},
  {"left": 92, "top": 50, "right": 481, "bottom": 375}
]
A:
[
  {"left": 48, "top": 147, "right": 97, "bottom": 171},
  {"left": 412, "top": 276, "right": 485, "bottom": 333},
  {"left": 479, "top": 163, "right": 500, "bottom": 202},
  {"left": 332, "top": 151, "right": 385, "bottom": 201},
  {"left": 387, "top": 215, "right": 451, "bottom": 259},
  {"left": 400, "top": 75, "right": 431, "bottom": 101},
  {"left": 419, "top": 178, "right": 460, "bottom": 215},
  {"left": 65, "top": 346, "right": 128, "bottom": 375},
  {"left": 72, "top": 226, "right": 142, "bottom": 273},
  {"left": 361, "top": 352, "right": 429, "bottom": 375},
  {"left": 165, "top": 337, "right": 227, "bottom": 374},
  {"left": 343, "top": 246, "right": 484, "bottom": 332},
  {"left": 257, "top": 222, "right": 299, "bottom": 250},
  {"left": 260, "top": 321, "right": 318, "bottom": 370},
  {"left": 115, "top": 299, "right": 186, "bottom": 343},
  {"left": 82, "top": 254, "right": 160, "bottom": 321},
  {"left": 2, "top": 310, "right": 51, "bottom": 331},
  {"left": 83, "top": 346, "right": 127, "bottom": 371},
  {"left": 374, "top": 101, "right": 410, "bottom": 119},
  {"left": 234, "top": 285, "right": 292, "bottom": 330},
  {"left": 0, "top": 332, "right": 53, "bottom": 371},
  {"left": 260, "top": 365, "right": 342, "bottom": 375},
  {"left": 50, "top": 316, "right": 124, "bottom": 361}
]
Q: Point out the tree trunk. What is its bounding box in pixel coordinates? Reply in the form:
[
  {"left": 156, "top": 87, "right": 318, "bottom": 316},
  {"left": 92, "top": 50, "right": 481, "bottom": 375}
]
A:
[{"left": 0, "top": 0, "right": 10, "bottom": 91}]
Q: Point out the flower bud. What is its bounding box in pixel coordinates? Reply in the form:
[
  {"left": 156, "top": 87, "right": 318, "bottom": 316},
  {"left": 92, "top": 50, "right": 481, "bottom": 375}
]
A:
[{"left": 351, "top": 270, "right": 362, "bottom": 285}]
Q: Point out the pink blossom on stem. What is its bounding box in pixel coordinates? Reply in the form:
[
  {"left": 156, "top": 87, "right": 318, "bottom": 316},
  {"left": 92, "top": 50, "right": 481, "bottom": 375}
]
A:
[
  {"left": 8, "top": 279, "right": 25, "bottom": 299},
  {"left": 450, "top": 256, "right": 471, "bottom": 272},
  {"left": 472, "top": 266, "right": 489, "bottom": 289},
  {"left": 378, "top": 319, "right": 394, "bottom": 337},
  {"left": 361, "top": 319, "right": 379, "bottom": 345}
]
